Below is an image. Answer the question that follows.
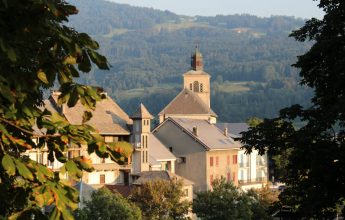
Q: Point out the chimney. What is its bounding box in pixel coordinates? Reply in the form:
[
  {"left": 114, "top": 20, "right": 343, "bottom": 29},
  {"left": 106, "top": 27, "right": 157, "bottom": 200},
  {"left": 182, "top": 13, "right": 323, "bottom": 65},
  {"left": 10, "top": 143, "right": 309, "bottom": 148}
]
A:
[
  {"left": 224, "top": 127, "right": 228, "bottom": 136},
  {"left": 193, "top": 126, "right": 198, "bottom": 136}
]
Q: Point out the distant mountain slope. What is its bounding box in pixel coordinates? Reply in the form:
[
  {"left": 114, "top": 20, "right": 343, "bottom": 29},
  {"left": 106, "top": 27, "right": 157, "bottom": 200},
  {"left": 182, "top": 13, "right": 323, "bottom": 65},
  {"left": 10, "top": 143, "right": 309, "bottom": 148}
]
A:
[
  {"left": 68, "top": 0, "right": 180, "bottom": 35},
  {"left": 67, "top": 0, "right": 312, "bottom": 122}
]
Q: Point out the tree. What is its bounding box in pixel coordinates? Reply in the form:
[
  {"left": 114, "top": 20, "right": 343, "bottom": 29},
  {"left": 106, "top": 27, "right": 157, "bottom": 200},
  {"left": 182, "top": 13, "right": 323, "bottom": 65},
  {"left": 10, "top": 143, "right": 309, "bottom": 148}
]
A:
[
  {"left": 0, "top": 1, "right": 125, "bottom": 219},
  {"left": 192, "top": 178, "right": 271, "bottom": 220},
  {"left": 130, "top": 179, "right": 191, "bottom": 220},
  {"left": 239, "top": 0, "right": 345, "bottom": 218},
  {"left": 76, "top": 188, "right": 141, "bottom": 220}
]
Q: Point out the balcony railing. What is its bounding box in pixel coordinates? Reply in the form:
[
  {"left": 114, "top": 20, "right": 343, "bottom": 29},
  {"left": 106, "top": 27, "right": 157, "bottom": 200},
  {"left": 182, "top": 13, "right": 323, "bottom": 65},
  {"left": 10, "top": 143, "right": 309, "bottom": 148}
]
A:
[
  {"left": 239, "top": 162, "right": 249, "bottom": 168},
  {"left": 238, "top": 177, "right": 267, "bottom": 185},
  {"left": 256, "top": 160, "right": 266, "bottom": 166}
]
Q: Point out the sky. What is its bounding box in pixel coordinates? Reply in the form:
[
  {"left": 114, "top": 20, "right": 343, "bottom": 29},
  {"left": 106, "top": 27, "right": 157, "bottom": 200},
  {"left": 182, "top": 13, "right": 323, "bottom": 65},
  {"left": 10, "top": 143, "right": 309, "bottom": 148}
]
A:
[{"left": 109, "top": 0, "right": 324, "bottom": 19}]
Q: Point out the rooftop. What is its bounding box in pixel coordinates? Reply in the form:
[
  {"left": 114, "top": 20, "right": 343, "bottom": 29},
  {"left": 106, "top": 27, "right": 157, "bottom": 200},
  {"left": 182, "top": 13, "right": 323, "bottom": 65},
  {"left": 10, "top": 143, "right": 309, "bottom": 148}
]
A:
[
  {"left": 216, "top": 123, "right": 249, "bottom": 138},
  {"left": 49, "top": 93, "right": 132, "bottom": 135},
  {"left": 133, "top": 170, "right": 193, "bottom": 186},
  {"left": 158, "top": 88, "right": 217, "bottom": 117},
  {"left": 149, "top": 134, "right": 176, "bottom": 161},
  {"left": 164, "top": 118, "right": 241, "bottom": 150},
  {"left": 130, "top": 103, "right": 154, "bottom": 119}
]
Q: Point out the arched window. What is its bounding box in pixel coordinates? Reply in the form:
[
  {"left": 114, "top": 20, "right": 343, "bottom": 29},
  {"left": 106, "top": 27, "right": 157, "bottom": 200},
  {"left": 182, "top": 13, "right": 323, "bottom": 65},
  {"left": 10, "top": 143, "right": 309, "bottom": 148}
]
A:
[
  {"left": 200, "top": 83, "right": 204, "bottom": 92},
  {"left": 193, "top": 81, "right": 199, "bottom": 92}
]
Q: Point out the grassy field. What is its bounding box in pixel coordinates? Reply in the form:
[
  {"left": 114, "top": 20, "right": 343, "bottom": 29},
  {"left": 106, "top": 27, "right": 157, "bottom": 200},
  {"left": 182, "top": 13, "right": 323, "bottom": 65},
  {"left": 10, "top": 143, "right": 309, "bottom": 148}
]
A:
[
  {"left": 217, "top": 81, "right": 252, "bottom": 93},
  {"left": 116, "top": 81, "right": 257, "bottom": 101}
]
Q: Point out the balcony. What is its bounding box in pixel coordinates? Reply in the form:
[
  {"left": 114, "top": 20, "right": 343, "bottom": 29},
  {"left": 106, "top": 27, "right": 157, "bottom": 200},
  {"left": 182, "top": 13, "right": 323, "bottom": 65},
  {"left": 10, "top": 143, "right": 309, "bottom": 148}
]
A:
[
  {"left": 256, "top": 160, "right": 266, "bottom": 166},
  {"left": 238, "top": 177, "right": 267, "bottom": 185},
  {"left": 239, "top": 162, "right": 249, "bottom": 168}
]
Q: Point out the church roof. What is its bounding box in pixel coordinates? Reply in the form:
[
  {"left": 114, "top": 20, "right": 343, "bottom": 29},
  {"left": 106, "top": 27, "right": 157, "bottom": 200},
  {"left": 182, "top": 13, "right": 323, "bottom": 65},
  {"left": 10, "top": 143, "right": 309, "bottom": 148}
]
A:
[
  {"left": 49, "top": 92, "right": 132, "bottom": 135},
  {"left": 130, "top": 103, "right": 154, "bottom": 119},
  {"left": 158, "top": 88, "right": 217, "bottom": 117}
]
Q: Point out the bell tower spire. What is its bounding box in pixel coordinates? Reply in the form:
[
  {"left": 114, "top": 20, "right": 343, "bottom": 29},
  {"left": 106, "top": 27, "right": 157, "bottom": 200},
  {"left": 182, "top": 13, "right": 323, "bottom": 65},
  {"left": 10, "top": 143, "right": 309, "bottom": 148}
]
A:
[{"left": 191, "top": 45, "right": 203, "bottom": 71}]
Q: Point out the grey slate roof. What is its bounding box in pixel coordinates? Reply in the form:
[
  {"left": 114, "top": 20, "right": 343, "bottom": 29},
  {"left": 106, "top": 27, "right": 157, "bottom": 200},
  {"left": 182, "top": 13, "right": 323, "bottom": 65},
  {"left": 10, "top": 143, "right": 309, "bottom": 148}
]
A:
[
  {"left": 49, "top": 93, "right": 132, "bottom": 135},
  {"left": 216, "top": 123, "right": 249, "bottom": 138},
  {"left": 158, "top": 88, "right": 217, "bottom": 117},
  {"left": 130, "top": 103, "right": 154, "bottom": 119},
  {"left": 133, "top": 171, "right": 193, "bottom": 186},
  {"left": 163, "top": 118, "right": 241, "bottom": 150}
]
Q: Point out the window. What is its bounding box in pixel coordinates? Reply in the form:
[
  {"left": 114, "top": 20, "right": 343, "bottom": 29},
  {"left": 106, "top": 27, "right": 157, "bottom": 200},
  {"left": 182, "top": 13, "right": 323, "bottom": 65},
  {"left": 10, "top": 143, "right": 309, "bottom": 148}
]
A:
[
  {"left": 210, "top": 156, "right": 214, "bottom": 167},
  {"left": 215, "top": 156, "right": 219, "bottom": 167},
  {"left": 145, "top": 135, "right": 148, "bottom": 149},
  {"left": 189, "top": 83, "right": 192, "bottom": 90},
  {"left": 193, "top": 81, "right": 199, "bottom": 92},
  {"left": 227, "top": 155, "right": 230, "bottom": 165},
  {"left": 227, "top": 172, "right": 231, "bottom": 182},
  {"left": 142, "top": 135, "right": 147, "bottom": 148},
  {"left": 100, "top": 174, "right": 105, "bottom": 184},
  {"left": 104, "top": 136, "right": 113, "bottom": 143},
  {"left": 233, "top": 155, "right": 238, "bottom": 164},
  {"left": 200, "top": 83, "right": 204, "bottom": 92},
  {"left": 232, "top": 172, "right": 236, "bottom": 182}
]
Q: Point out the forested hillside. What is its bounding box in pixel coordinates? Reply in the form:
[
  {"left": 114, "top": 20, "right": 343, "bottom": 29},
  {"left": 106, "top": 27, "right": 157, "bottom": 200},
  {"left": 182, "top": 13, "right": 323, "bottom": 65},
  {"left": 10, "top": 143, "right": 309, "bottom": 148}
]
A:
[{"left": 68, "top": 0, "right": 313, "bottom": 122}]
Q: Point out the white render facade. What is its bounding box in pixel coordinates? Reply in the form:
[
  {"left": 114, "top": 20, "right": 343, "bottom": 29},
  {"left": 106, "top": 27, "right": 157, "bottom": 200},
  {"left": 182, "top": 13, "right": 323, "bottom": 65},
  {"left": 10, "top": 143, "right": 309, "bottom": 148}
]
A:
[{"left": 238, "top": 149, "right": 269, "bottom": 190}]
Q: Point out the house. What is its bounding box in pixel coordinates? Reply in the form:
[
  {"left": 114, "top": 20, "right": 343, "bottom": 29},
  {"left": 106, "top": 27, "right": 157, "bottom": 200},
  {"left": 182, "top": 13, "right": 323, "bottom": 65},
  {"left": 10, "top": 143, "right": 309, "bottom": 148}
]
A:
[
  {"left": 153, "top": 117, "right": 240, "bottom": 192},
  {"left": 27, "top": 91, "right": 133, "bottom": 186},
  {"left": 217, "top": 123, "right": 269, "bottom": 190}
]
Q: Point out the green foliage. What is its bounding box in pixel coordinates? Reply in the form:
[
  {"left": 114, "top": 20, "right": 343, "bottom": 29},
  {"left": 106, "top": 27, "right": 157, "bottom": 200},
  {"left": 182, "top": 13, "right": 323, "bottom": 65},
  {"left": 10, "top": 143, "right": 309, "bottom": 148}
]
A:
[
  {"left": 76, "top": 187, "right": 141, "bottom": 220},
  {"left": 0, "top": 0, "right": 122, "bottom": 219},
  {"left": 240, "top": 0, "right": 345, "bottom": 218},
  {"left": 246, "top": 117, "right": 263, "bottom": 127},
  {"left": 192, "top": 178, "right": 271, "bottom": 220},
  {"left": 130, "top": 179, "right": 191, "bottom": 220}
]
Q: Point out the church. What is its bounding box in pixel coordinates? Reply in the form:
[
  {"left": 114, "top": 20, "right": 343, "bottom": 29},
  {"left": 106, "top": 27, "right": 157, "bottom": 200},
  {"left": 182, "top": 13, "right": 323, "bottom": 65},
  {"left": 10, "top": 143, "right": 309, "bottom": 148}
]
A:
[{"left": 27, "top": 46, "right": 268, "bottom": 201}]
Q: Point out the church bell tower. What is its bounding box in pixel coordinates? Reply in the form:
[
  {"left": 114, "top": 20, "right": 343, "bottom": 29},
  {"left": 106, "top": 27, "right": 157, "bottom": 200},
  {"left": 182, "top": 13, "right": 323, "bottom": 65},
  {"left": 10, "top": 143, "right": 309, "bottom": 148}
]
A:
[{"left": 183, "top": 46, "right": 211, "bottom": 107}]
